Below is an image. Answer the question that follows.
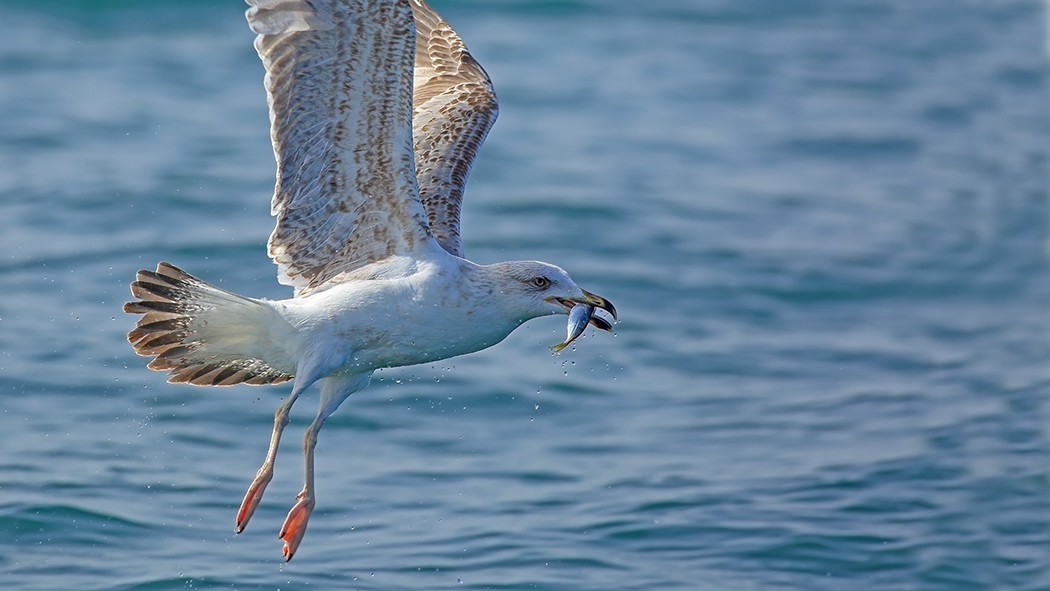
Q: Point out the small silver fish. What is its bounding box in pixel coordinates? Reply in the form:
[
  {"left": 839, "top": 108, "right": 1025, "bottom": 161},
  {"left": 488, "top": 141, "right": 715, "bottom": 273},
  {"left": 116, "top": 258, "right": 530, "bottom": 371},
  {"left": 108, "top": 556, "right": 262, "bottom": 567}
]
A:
[{"left": 550, "top": 304, "right": 595, "bottom": 352}]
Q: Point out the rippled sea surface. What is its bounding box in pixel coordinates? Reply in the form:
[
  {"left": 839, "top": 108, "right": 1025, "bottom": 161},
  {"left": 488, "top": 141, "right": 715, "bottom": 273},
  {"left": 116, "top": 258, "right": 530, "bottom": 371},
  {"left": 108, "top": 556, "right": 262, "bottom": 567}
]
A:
[{"left": 2, "top": 1, "right": 1049, "bottom": 589}]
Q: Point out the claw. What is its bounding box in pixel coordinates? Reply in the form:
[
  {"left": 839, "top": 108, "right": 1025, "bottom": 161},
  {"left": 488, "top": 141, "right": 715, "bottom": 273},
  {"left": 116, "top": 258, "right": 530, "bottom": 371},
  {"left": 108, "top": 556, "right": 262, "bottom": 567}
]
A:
[{"left": 279, "top": 493, "right": 315, "bottom": 561}]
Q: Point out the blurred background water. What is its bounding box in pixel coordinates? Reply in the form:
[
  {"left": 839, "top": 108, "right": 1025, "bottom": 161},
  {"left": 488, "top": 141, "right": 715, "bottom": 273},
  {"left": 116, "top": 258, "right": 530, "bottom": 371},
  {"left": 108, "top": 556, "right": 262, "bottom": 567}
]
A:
[{"left": 1, "top": 0, "right": 1049, "bottom": 589}]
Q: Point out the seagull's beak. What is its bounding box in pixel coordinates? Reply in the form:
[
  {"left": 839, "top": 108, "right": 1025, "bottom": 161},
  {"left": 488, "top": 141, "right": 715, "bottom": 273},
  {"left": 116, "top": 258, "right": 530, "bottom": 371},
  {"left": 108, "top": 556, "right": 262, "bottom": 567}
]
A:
[{"left": 545, "top": 289, "right": 617, "bottom": 325}]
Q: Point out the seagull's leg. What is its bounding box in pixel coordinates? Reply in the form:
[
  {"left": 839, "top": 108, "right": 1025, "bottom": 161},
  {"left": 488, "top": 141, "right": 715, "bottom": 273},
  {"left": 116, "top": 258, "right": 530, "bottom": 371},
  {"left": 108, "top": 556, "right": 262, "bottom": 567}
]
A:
[
  {"left": 235, "top": 354, "right": 333, "bottom": 534},
  {"left": 279, "top": 372, "right": 372, "bottom": 561},
  {"left": 234, "top": 388, "right": 301, "bottom": 533}
]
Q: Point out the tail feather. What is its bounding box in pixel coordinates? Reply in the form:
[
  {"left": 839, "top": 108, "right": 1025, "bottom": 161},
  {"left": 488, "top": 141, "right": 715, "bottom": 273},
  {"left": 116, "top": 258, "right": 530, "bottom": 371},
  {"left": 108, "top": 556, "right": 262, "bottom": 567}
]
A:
[{"left": 124, "top": 262, "right": 294, "bottom": 386}]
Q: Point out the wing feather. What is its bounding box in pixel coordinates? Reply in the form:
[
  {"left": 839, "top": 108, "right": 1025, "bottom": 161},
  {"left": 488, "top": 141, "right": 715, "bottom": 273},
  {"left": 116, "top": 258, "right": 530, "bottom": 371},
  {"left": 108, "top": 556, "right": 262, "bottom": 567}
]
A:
[
  {"left": 247, "top": 0, "right": 434, "bottom": 294},
  {"left": 409, "top": 0, "right": 498, "bottom": 258}
]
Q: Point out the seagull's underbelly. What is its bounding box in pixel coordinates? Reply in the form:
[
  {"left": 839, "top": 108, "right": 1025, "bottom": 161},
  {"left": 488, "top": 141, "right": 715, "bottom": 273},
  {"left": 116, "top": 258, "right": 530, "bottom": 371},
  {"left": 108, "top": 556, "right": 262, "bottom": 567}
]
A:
[
  {"left": 278, "top": 277, "right": 516, "bottom": 375},
  {"left": 326, "top": 308, "right": 512, "bottom": 372}
]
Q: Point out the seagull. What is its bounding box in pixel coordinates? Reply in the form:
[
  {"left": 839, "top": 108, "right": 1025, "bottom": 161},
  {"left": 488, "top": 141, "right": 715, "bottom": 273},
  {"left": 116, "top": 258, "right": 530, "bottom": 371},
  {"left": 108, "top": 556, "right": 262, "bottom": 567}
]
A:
[{"left": 124, "top": 0, "right": 616, "bottom": 561}]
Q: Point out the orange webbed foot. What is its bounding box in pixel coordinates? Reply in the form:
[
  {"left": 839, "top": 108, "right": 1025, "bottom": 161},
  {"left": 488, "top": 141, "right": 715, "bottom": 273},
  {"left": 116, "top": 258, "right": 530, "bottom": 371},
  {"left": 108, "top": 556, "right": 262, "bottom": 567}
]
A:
[
  {"left": 278, "top": 493, "right": 315, "bottom": 561},
  {"left": 235, "top": 467, "right": 274, "bottom": 533}
]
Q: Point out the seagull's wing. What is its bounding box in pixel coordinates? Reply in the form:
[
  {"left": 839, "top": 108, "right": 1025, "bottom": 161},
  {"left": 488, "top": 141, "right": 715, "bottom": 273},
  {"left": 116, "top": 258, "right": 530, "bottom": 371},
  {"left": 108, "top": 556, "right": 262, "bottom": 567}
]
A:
[
  {"left": 409, "top": 0, "right": 498, "bottom": 258},
  {"left": 247, "top": 0, "right": 434, "bottom": 295}
]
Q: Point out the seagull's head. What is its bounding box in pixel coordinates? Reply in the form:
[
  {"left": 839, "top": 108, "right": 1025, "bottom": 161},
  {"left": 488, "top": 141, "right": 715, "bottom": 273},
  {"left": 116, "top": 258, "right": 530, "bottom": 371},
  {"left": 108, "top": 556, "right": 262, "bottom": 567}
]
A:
[{"left": 488, "top": 261, "right": 616, "bottom": 326}]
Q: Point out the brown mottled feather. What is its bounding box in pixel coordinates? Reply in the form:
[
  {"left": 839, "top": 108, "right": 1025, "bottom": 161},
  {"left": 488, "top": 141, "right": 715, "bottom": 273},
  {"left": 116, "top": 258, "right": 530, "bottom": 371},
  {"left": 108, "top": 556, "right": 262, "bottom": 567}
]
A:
[
  {"left": 248, "top": 0, "right": 433, "bottom": 295},
  {"left": 410, "top": 0, "right": 498, "bottom": 258}
]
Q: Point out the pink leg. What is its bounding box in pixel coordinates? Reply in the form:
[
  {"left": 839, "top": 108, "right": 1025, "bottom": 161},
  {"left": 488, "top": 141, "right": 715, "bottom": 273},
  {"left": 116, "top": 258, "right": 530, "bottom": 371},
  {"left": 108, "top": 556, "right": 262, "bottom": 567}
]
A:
[
  {"left": 278, "top": 418, "right": 322, "bottom": 561},
  {"left": 235, "top": 389, "right": 300, "bottom": 533},
  {"left": 278, "top": 372, "right": 370, "bottom": 561}
]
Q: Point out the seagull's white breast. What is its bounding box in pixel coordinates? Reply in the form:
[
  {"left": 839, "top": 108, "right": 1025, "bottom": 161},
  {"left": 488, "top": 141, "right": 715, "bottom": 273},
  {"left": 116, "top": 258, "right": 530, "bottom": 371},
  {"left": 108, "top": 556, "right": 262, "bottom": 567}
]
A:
[{"left": 269, "top": 256, "right": 519, "bottom": 375}]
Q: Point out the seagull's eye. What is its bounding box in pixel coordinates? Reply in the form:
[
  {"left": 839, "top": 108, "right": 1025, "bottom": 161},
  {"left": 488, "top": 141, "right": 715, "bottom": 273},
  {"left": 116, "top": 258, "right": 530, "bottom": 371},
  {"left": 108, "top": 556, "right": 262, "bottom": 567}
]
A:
[{"left": 530, "top": 276, "right": 551, "bottom": 289}]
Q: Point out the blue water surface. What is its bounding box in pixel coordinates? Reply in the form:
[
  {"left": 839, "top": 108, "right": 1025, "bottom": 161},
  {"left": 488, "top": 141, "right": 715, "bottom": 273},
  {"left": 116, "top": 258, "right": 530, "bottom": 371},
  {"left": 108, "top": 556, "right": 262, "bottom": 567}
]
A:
[{"left": 1, "top": 0, "right": 1049, "bottom": 589}]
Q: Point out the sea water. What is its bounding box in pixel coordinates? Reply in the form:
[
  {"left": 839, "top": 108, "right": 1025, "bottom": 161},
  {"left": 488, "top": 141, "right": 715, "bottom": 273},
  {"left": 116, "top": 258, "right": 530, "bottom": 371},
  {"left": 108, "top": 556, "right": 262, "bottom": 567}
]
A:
[{"left": 1, "top": 1, "right": 1048, "bottom": 589}]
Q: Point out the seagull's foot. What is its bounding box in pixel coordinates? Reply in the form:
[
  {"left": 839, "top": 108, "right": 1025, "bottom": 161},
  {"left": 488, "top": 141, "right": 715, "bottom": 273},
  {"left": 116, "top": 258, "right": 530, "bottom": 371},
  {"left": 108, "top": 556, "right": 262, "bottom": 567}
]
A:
[
  {"left": 235, "top": 466, "right": 274, "bottom": 533},
  {"left": 278, "top": 492, "right": 315, "bottom": 562}
]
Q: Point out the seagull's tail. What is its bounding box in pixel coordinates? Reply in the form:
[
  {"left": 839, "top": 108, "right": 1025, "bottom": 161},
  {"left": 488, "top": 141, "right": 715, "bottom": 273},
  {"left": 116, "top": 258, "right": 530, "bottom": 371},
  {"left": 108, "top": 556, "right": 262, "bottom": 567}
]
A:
[{"left": 123, "top": 262, "right": 294, "bottom": 386}]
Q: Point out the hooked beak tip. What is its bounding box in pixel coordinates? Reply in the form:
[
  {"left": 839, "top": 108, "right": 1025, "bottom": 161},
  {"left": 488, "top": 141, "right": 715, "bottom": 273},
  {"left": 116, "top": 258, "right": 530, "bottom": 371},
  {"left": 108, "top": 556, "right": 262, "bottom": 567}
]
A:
[
  {"left": 544, "top": 290, "right": 617, "bottom": 321},
  {"left": 580, "top": 289, "right": 617, "bottom": 321}
]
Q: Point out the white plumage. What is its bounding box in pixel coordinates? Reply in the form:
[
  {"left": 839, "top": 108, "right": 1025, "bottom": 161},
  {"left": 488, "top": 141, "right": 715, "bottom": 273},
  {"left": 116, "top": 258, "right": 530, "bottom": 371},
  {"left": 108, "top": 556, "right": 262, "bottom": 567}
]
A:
[{"left": 124, "top": 0, "right": 615, "bottom": 561}]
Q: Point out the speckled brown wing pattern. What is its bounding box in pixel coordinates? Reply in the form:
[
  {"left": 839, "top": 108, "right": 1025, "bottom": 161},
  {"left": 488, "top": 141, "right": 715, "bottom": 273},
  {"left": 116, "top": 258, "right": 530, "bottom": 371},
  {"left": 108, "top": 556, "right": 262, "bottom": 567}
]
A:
[
  {"left": 409, "top": 0, "right": 499, "bottom": 258},
  {"left": 247, "top": 0, "right": 434, "bottom": 295}
]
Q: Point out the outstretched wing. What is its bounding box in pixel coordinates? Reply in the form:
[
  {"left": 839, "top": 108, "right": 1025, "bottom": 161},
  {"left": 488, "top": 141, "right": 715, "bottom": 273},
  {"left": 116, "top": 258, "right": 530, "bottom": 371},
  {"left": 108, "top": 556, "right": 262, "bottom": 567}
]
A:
[
  {"left": 410, "top": 0, "right": 498, "bottom": 258},
  {"left": 247, "top": 0, "right": 434, "bottom": 295}
]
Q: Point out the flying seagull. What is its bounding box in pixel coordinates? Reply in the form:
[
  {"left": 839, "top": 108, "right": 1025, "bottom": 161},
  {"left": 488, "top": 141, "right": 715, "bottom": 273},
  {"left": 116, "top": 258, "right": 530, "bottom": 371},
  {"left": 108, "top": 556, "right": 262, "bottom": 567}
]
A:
[{"left": 124, "top": 0, "right": 616, "bottom": 561}]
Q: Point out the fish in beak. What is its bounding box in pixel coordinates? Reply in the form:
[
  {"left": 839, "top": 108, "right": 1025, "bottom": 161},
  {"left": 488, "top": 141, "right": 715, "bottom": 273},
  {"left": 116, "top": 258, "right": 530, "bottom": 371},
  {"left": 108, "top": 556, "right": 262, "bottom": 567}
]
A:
[
  {"left": 544, "top": 290, "right": 616, "bottom": 351},
  {"left": 550, "top": 303, "right": 594, "bottom": 352}
]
